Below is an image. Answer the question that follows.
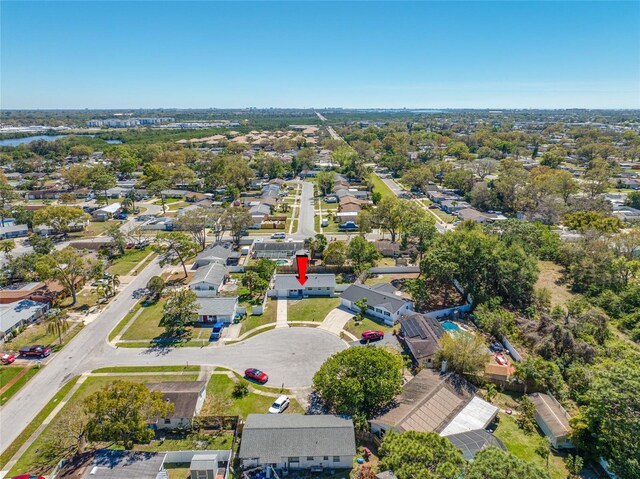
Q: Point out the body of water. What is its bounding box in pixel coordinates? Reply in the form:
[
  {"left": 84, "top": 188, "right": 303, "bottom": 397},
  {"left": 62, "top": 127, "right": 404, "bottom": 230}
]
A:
[{"left": 0, "top": 135, "right": 122, "bottom": 147}]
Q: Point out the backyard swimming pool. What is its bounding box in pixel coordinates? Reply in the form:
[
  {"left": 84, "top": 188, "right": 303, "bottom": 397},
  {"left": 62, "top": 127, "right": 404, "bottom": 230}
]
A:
[{"left": 441, "top": 320, "right": 462, "bottom": 333}]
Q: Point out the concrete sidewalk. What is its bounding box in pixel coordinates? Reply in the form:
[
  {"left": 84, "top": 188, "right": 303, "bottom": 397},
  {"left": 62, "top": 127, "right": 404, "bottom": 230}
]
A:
[{"left": 276, "top": 299, "right": 289, "bottom": 329}]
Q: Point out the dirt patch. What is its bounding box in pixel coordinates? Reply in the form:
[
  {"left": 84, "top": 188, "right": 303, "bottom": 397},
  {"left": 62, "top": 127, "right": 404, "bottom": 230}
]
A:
[{"left": 536, "top": 260, "right": 575, "bottom": 307}]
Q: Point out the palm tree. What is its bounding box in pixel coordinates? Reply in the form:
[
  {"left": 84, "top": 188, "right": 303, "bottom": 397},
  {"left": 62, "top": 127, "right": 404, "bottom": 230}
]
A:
[
  {"left": 46, "top": 308, "right": 69, "bottom": 345},
  {"left": 110, "top": 274, "right": 121, "bottom": 295},
  {"left": 121, "top": 197, "right": 134, "bottom": 214}
]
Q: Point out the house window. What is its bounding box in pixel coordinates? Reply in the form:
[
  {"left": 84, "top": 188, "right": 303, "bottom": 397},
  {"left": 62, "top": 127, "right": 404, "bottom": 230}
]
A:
[
  {"left": 367, "top": 305, "right": 374, "bottom": 310},
  {"left": 307, "top": 456, "right": 314, "bottom": 461},
  {"left": 164, "top": 418, "right": 171, "bottom": 424},
  {"left": 288, "top": 457, "right": 299, "bottom": 463},
  {"left": 384, "top": 311, "right": 391, "bottom": 316},
  {"left": 376, "top": 308, "right": 383, "bottom": 313},
  {"left": 197, "top": 472, "right": 207, "bottom": 479},
  {"left": 323, "top": 456, "right": 329, "bottom": 461},
  {"left": 333, "top": 456, "right": 340, "bottom": 462}
]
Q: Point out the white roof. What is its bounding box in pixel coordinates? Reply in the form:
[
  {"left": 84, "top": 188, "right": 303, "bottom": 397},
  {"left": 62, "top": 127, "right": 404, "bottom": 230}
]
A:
[
  {"left": 440, "top": 396, "right": 499, "bottom": 436},
  {"left": 94, "top": 202, "right": 121, "bottom": 214}
]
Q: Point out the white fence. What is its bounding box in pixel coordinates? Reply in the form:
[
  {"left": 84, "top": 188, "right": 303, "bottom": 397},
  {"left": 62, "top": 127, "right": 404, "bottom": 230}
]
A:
[
  {"left": 502, "top": 337, "right": 522, "bottom": 362},
  {"left": 163, "top": 449, "right": 232, "bottom": 464},
  {"left": 429, "top": 303, "right": 472, "bottom": 319}
]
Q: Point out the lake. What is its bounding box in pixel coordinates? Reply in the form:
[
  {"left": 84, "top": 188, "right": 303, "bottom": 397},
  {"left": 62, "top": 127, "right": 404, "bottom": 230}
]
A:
[{"left": 0, "top": 135, "right": 122, "bottom": 147}]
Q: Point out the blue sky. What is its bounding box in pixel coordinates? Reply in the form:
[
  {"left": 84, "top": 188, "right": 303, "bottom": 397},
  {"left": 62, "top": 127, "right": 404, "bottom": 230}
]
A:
[{"left": 2, "top": 1, "right": 639, "bottom": 109}]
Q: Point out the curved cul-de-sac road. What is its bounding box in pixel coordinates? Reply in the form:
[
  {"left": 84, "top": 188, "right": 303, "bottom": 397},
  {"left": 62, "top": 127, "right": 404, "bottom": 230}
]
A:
[{"left": 0, "top": 256, "right": 346, "bottom": 455}]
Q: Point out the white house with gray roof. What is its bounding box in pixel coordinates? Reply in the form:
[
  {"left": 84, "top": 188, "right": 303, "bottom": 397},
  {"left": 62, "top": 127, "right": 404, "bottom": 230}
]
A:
[
  {"left": 189, "top": 263, "right": 228, "bottom": 297},
  {"left": 268, "top": 274, "right": 336, "bottom": 299},
  {"left": 340, "top": 283, "right": 414, "bottom": 326},
  {"left": 238, "top": 414, "right": 356, "bottom": 471},
  {"left": 197, "top": 296, "right": 238, "bottom": 324}
]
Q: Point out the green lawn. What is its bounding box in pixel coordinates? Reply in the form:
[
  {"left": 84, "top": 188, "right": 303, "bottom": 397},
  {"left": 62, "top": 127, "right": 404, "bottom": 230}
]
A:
[
  {"left": 0, "top": 367, "right": 39, "bottom": 406},
  {"left": 0, "top": 376, "right": 79, "bottom": 471},
  {"left": 80, "top": 220, "right": 118, "bottom": 237},
  {"left": 108, "top": 301, "right": 142, "bottom": 341},
  {"left": 371, "top": 173, "right": 397, "bottom": 200},
  {"left": 345, "top": 317, "right": 395, "bottom": 337},
  {"left": 118, "top": 297, "right": 216, "bottom": 346},
  {"left": 287, "top": 297, "right": 340, "bottom": 322},
  {"left": 0, "top": 367, "right": 23, "bottom": 389},
  {"left": 92, "top": 365, "right": 201, "bottom": 373},
  {"left": 239, "top": 300, "right": 277, "bottom": 335},
  {"left": 9, "top": 374, "right": 199, "bottom": 476},
  {"left": 206, "top": 374, "right": 304, "bottom": 419},
  {"left": 431, "top": 208, "right": 457, "bottom": 223},
  {"left": 120, "top": 298, "right": 166, "bottom": 340},
  {"left": 107, "top": 247, "right": 153, "bottom": 276},
  {"left": 6, "top": 322, "right": 58, "bottom": 351},
  {"left": 494, "top": 413, "right": 569, "bottom": 479},
  {"left": 166, "top": 463, "right": 191, "bottom": 479},
  {"left": 128, "top": 433, "right": 233, "bottom": 453},
  {"left": 154, "top": 197, "right": 183, "bottom": 205}
]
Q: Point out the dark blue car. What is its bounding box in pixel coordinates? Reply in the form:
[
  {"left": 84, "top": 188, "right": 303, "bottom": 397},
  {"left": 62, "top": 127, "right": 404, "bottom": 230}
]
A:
[{"left": 210, "top": 321, "right": 225, "bottom": 341}]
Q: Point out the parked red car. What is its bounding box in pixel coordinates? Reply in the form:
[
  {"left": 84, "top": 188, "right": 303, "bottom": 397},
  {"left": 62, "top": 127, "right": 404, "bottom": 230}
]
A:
[
  {"left": 245, "top": 368, "right": 268, "bottom": 384},
  {"left": 1, "top": 352, "right": 16, "bottom": 364},
  {"left": 18, "top": 345, "right": 51, "bottom": 358},
  {"left": 11, "top": 475, "right": 46, "bottom": 479},
  {"left": 361, "top": 330, "right": 384, "bottom": 341}
]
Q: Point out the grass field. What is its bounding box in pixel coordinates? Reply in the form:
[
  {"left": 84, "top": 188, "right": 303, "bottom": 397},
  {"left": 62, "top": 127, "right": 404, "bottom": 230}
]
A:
[
  {"left": 345, "top": 317, "right": 395, "bottom": 337},
  {"left": 206, "top": 374, "right": 304, "bottom": 419},
  {"left": 106, "top": 247, "right": 153, "bottom": 276},
  {"left": 0, "top": 366, "right": 39, "bottom": 406},
  {"left": 287, "top": 297, "right": 340, "bottom": 322},
  {"left": 80, "top": 220, "right": 118, "bottom": 237},
  {"left": 9, "top": 374, "right": 198, "bottom": 476},
  {"left": 371, "top": 173, "right": 397, "bottom": 200},
  {"left": 494, "top": 413, "right": 569, "bottom": 479}
]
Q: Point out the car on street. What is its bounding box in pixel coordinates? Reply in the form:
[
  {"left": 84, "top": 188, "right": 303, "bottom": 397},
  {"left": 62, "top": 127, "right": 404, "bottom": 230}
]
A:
[
  {"left": 1, "top": 352, "right": 16, "bottom": 364},
  {"left": 339, "top": 221, "right": 358, "bottom": 230},
  {"left": 361, "top": 330, "right": 384, "bottom": 341},
  {"left": 18, "top": 345, "right": 51, "bottom": 358},
  {"left": 268, "top": 394, "right": 290, "bottom": 414},
  {"left": 135, "top": 240, "right": 150, "bottom": 248},
  {"left": 209, "top": 321, "right": 224, "bottom": 341},
  {"left": 271, "top": 233, "right": 286, "bottom": 239},
  {"left": 428, "top": 204, "right": 440, "bottom": 209},
  {"left": 245, "top": 368, "right": 268, "bottom": 384}
]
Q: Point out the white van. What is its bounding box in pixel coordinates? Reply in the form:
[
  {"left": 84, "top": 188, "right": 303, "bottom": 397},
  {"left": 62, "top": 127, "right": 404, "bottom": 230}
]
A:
[
  {"left": 268, "top": 395, "right": 290, "bottom": 414},
  {"left": 321, "top": 218, "right": 329, "bottom": 227}
]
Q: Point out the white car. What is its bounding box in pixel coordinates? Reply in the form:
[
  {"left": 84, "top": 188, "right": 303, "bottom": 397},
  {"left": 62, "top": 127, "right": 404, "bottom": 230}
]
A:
[
  {"left": 268, "top": 395, "right": 290, "bottom": 414},
  {"left": 271, "top": 233, "right": 286, "bottom": 239}
]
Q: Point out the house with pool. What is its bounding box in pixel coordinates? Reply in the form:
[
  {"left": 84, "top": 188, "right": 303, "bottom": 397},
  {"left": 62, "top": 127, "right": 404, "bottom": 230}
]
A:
[{"left": 340, "top": 283, "right": 414, "bottom": 326}]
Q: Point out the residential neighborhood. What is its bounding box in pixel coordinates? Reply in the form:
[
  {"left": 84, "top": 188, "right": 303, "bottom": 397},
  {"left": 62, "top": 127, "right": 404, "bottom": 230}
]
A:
[{"left": 1, "top": 1, "right": 639, "bottom": 477}]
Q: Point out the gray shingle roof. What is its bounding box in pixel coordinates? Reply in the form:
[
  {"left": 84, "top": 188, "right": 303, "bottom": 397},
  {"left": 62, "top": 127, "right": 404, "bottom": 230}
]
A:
[
  {"left": 239, "top": 414, "right": 356, "bottom": 461},
  {"left": 82, "top": 450, "right": 165, "bottom": 479},
  {"left": 274, "top": 274, "right": 336, "bottom": 290},
  {"left": 197, "top": 297, "right": 238, "bottom": 316},
  {"left": 400, "top": 313, "right": 445, "bottom": 361},
  {"left": 192, "top": 263, "right": 228, "bottom": 287},
  {"left": 340, "top": 284, "right": 411, "bottom": 314}
]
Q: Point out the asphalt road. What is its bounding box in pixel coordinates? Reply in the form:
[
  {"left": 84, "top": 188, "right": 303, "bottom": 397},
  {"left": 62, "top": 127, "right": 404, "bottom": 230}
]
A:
[{"left": 296, "top": 181, "right": 316, "bottom": 237}]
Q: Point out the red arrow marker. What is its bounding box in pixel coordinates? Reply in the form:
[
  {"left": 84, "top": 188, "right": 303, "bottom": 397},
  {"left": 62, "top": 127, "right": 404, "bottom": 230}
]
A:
[{"left": 296, "top": 252, "right": 309, "bottom": 286}]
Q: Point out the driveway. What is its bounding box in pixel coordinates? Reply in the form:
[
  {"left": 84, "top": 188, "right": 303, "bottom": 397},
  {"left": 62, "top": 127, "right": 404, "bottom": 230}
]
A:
[{"left": 319, "top": 306, "right": 354, "bottom": 336}]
